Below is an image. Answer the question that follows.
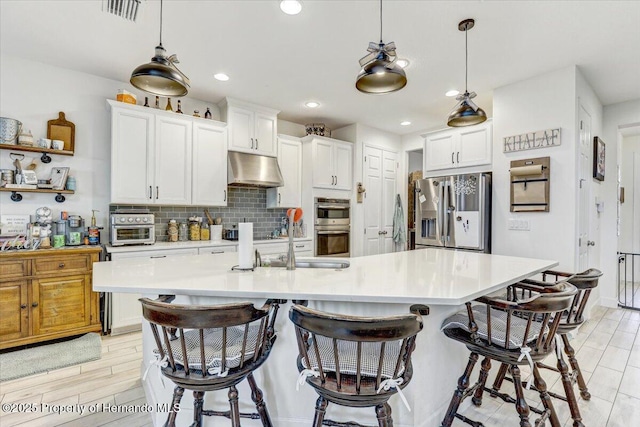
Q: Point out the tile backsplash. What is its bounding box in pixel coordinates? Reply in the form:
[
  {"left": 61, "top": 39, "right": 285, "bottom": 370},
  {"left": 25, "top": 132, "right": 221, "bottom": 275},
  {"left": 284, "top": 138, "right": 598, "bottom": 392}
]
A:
[{"left": 111, "top": 187, "right": 289, "bottom": 242}]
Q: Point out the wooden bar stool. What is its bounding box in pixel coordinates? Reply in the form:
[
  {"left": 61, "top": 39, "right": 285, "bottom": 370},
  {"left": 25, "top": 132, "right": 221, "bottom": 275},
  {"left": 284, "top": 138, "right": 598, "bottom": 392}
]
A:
[
  {"left": 140, "top": 295, "right": 286, "bottom": 427},
  {"left": 440, "top": 281, "right": 577, "bottom": 427},
  {"left": 289, "top": 303, "right": 430, "bottom": 427},
  {"left": 490, "top": 268, "right": 603, "bottom": 427}
]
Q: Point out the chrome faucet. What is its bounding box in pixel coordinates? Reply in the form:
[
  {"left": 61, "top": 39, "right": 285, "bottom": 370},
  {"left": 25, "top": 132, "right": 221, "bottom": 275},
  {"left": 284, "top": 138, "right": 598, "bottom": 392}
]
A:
[{"left": 286, "top": 209, "right": 297, "bottom": 270}]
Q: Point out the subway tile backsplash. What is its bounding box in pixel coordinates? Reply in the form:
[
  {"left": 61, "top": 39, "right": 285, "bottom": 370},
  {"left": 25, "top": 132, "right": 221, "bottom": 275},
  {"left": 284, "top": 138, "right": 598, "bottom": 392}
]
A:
[{"left": 111, "top": 187, "right": 288, "bottom": 242}]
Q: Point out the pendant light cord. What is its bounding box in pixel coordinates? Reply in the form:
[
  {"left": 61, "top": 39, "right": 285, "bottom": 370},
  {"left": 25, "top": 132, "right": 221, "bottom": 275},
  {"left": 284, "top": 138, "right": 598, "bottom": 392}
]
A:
[
  {"left": 159, "top": 0, "right": 163, "bottom": 46},
  {"left": 379, "top": 0, "right": 383, "bottom": 43},
  {"left": 464, "top": 25, "right": 468, "bottom": 93}
]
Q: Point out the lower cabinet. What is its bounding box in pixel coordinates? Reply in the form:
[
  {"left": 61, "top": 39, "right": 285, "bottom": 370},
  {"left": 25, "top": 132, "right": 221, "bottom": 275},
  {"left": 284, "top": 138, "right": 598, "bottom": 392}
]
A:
[
  {"left": 0, "top": 247, "right": 102, "bottom": 350},
  {"left": 109, "top": 248, "right": 198, "bottom": 335}
]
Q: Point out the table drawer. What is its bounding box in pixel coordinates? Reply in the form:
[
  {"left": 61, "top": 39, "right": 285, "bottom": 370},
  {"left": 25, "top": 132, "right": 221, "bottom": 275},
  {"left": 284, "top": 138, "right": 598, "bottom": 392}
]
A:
[
  {"left": 33, "top": 255, "right": 91, "bottom": 275},
  {"left": 0, "top": 260, "right": 30, "bottom": 280}
]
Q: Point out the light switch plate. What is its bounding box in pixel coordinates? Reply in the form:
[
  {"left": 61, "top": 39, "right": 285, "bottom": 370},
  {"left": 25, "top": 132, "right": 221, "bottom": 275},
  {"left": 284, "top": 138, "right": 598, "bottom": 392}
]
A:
[{"left": 508, "top": 219, "right": 530, "bottom": 231}]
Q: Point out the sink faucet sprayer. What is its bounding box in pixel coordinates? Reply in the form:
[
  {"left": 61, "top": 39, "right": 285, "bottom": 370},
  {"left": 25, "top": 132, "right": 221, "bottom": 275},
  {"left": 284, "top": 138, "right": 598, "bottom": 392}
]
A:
[{"left": 286, "top": 208, "right": 303, "bottom": 270}]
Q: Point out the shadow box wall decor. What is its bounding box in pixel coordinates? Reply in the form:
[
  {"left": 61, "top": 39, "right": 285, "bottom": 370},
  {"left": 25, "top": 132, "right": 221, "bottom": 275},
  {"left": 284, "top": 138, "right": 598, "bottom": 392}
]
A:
[{"left": 593, "top": 136, "right": 605, "bottom": 181}]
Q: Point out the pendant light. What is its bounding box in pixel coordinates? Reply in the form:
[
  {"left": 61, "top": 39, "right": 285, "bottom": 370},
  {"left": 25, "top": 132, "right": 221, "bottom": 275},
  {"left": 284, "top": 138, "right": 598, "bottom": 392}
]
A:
[
  {"left": 447, "top": 19, "right": 486, "bottom": 127},
  {"left": 355, "top": 0, "right": 407, "bottom": 94},
  {"left": 130, "top": 0, "right": 190, "bottom": 96}
]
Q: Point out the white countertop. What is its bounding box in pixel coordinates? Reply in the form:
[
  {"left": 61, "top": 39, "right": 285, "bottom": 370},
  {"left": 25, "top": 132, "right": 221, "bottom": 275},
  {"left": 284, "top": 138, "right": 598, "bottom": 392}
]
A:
[
  {"left": 105, "top": 237, "right": 311, "bottom": 253},
  {"left": 93, "top": 248, "right": 557, "bottom": 305}
]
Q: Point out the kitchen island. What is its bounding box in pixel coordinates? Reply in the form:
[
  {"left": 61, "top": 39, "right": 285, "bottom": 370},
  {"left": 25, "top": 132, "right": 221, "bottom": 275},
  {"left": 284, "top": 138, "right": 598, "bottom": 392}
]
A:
[{"left": 93, "top": 248, "right": 557, "bottom": 427}]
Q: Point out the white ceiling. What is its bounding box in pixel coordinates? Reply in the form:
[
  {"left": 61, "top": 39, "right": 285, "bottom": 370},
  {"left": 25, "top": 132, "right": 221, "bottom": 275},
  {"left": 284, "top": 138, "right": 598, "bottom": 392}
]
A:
[{"left": 1, "top": 1, "right": 639, "bottom": 135}]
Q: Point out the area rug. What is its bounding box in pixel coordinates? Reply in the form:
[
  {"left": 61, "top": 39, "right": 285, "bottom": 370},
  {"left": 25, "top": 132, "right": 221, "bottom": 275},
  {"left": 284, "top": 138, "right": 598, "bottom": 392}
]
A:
[{"left": 0, "top": 333, "right": 102, "bottom": 381}]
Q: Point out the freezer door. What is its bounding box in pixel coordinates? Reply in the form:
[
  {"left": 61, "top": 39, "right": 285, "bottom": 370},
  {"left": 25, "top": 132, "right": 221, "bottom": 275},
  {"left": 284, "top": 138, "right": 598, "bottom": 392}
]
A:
[
  {"left": 447, "top": 173, "right": 484, "bottom": 250},
  {"left": 415, "top": 178, "right": 445, "bottom": 247}
]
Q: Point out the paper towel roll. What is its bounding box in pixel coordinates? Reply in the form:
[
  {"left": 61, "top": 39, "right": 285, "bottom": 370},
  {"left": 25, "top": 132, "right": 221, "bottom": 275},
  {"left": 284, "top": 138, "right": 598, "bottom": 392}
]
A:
[
  {"left": 510, "top": 165, "right": 543, "bottom": 176},
  {"left": 238, "top": 223, "right": 254, "bottom": 269}
]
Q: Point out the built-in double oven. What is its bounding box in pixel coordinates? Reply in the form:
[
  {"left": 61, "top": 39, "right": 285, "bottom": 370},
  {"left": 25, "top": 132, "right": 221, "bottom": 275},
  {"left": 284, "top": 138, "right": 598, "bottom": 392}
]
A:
[{"left": 314, "top": 197, "right": 350, "bottom": 257}]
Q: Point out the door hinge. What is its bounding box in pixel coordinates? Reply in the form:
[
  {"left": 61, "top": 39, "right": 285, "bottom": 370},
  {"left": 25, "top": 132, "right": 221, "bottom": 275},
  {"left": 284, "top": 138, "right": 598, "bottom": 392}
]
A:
[
  {"left": 364, "top": 228, "right": 366, "bottom": 234},
  {"left": 580, "top": 120, "right": 583, "bottom": 130},
  {"left": 364, "top": 156, "right": 367, "bottom": 162}
]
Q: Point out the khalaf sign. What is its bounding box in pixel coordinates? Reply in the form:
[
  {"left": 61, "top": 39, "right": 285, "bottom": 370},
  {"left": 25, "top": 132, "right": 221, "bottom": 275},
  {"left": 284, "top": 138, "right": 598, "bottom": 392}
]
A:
[{"left": 503, "top": 128, "right": 561, "bottom": 153}]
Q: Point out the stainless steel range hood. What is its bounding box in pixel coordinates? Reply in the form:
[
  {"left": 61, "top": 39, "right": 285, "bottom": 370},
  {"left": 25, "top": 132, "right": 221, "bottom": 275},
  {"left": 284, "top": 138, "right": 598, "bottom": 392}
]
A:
[{"left": 227, "top": 151, "right": 284, "bottom": 188}]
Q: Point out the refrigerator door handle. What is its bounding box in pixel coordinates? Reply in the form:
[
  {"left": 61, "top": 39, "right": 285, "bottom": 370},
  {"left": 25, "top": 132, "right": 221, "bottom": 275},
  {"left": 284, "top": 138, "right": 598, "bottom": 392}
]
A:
[
  {"left": 439, "top": 181, "right": 446, "bottom": 242},
  {"left": 443, "top": 181, "right": 450, "bottom": 242}
]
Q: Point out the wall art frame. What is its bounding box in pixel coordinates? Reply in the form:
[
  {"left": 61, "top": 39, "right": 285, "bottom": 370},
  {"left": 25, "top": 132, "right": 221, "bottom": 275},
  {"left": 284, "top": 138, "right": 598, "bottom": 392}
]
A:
[{"left": 593, "top": 136, "right": 605, "bottom": 181}]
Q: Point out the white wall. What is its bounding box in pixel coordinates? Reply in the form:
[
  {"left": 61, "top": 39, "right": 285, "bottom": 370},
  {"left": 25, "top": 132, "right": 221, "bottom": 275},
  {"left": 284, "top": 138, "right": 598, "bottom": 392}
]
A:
[
  {"left": 408, "top": 150, "right": 422, "bottom": 173},
  {"left": 278, "top": 120, "right": 306, "bottom": 138},
  {"left": 492, "top": 66, "right": 579, "bottom": 271},
  {"left": 333, "top": 123, "right": 402, "bottom": 257},
  {"left": 619, "top": 134, "right": 640, "bottom": 253},
  {"left": 601, "top": 100, "right": 640, "bottom": 307}
]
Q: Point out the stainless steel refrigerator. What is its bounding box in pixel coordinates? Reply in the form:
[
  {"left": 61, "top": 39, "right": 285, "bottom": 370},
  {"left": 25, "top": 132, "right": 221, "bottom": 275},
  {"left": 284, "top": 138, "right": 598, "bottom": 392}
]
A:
[{"left": 414, "top": 172, "right": 491, "bottom": 252}]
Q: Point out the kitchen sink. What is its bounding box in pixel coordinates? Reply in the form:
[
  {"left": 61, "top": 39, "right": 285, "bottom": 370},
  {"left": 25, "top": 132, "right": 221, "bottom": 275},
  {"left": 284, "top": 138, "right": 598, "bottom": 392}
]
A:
[{"left": 264, "top": 259, "right": 350, "bottom": 269}]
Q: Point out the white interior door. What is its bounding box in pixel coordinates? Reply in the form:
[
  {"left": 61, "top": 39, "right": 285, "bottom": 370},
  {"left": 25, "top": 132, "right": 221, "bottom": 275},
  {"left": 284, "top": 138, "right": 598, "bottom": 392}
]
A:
[
  {"left": 578, "top": 105, "right": 591, "bottom": 271},
  {"left": 364, "top": 146, "right": 382, "bottom": 256},
  {"left": 382, "top": 150, "right": 398, "bottom": 253}
]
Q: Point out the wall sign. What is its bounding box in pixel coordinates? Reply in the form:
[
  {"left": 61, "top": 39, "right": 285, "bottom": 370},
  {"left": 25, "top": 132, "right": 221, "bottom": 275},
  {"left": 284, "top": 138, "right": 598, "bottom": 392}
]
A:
[
  {"left": 503, "top": 128, "right": 561, "bottom": 153},
  {"left": 0, "top": 214, "right": 31, "bottom": 236}
]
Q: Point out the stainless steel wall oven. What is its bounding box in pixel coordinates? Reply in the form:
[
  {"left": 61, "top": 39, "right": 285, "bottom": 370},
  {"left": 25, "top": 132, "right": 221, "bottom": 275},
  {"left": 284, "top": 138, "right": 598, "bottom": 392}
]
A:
[{"left": 314, "top": 197, "right": 350, "bottom": 257}]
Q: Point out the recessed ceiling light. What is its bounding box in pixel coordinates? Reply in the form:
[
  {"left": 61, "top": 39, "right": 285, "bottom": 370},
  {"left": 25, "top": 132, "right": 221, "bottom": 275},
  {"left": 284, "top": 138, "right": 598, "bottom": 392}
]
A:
[
  {"left": 305, "top": 101, "right": 320, "bottom": 108},
  {"left": 445, "top": 89, "right": 459, "bottom": 97},
  {"left": 400, "top": 121, "right": 411, "bottom": 126},
  {"left": 214, "top": 73, "right": 229, "bottom": 81},
  {"left": 280, "top": 1, "right": 302, "bottom": 15},
  {"left": 396, "top": 59, "right": 410, "bottom": 68}
]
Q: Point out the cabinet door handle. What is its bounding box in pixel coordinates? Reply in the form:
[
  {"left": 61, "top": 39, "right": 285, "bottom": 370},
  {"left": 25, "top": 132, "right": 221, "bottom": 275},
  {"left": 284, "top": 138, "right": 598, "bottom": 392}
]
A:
[
  {"left": 210, "top": 250, "right": 224, "bottom": 254},
  {"left": 150, "top": 255, "right": 167, "bottom": 259},
  {"left": 224, "top": 190, "right": 227, "bottom": 201},
  {"left": 251, "top": 138, "right": 254, "bottom": 149},
  {"left": 149, "top": 186, "right": 152, "bottom": 199},
  {"left": 21, "top": 304, "right": 27, "bottom": 309},
  {"left": 295, "top": 244, "right": 305, "bottom": 248},
  {"left": 335, "top": 175, "right": 338, "bottom": 186},
  {"left": 278, "top": 193, "right": 281, "bottom": 204},
  {"left": 255, "top": 139, "right": 259, "bottom": 150},
  {"left": 32, "top": 302, "right": 39, "bottom": 308},
  {"left": 457, "top": 152, "right": 460, "bottom": 163},
  {"left": 58, "top": 262, "right": 65, "bottom": 268},
  {"left": 156, "top": 186, "right": 159, "bottom": 199},
  {"left": 451, "top": 152, "right": 455, "bottom": 164}
]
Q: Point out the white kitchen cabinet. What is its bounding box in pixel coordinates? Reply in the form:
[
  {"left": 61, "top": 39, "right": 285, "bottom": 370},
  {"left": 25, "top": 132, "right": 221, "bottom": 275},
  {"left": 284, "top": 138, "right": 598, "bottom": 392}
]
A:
[
  {"left": 218, "top": 98, "right": 279, "bottom": 157},
  {"left": 302, "top": 135, "right": 353, "bottom": 191},
  {"left": 192, "top": 121, "right": 228, "bottom": 206},
  {"left": 424, "top": 120, "right": 492, "bottom": 172},
  {"left": 266, "top": 135, "right": 301, "bottom": 208},
  {"left": 108, "top": 248, "right": 198, "bottom": 335},
  {"left": 254, "top": 239, "right": 313, "bottom": 258},
  {"left": 109, "top": 100, "right": 228, "bottom": 207}
]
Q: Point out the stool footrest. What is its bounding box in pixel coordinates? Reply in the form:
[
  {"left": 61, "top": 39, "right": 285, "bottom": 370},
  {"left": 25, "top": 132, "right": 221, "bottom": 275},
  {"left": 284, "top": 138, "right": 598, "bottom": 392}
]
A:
[
  {"left": 454, "top": 413, "right": 486, "bottom": 427},
  {"left": 322, "top": 419, "right": 376, "bottom": 427},
  {"left": 201, "top": 409, "right": 261, "bottom": 420},
  {"left": 486, "top": 386, "right": 546, "bottom": 415}
]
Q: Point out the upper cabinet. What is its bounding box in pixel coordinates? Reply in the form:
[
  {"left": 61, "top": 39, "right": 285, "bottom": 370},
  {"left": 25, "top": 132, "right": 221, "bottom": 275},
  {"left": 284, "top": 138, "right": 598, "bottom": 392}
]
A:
[
  {"left": 302, "top": 135, "right": 353, "bottom": 191},
  {"left": 266, "top": 135, "right": 301, "bottom": 208},
  {"left": 218, "top": 98, "right": 279, "bottom": 157},
  {"left": 424, "top": 120, "right": 492, "bottom": 172},
  {"left": 108, "top": 100, "right": 227, "bottom": 206}
]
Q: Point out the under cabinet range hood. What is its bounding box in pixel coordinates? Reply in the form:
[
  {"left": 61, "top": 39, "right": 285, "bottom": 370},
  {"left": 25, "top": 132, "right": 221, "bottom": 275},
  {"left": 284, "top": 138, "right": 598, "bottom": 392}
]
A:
[{"left": 227, "top": 151, "right": 284, "bottom": 188}]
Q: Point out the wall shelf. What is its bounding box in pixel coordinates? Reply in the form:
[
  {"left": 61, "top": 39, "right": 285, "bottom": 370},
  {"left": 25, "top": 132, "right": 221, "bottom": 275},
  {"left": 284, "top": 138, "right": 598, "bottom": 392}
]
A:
[
  {"left": 0, "top": 187, "right": 74, "bottom": 203},
  {"left": 0, "top": 143, "right": 74, "bottom": 163}
]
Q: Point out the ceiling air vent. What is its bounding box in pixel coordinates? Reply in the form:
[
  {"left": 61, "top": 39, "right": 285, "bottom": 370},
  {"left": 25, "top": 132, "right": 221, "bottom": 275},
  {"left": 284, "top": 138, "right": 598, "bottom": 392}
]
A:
[{"left": 103, "top": 0, "right": 141, "bottom": 22}]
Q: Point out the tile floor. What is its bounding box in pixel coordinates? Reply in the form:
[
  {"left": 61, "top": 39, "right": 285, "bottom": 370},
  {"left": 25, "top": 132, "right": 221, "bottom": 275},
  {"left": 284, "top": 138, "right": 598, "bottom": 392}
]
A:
[{"left": 0, "top": 306, "right": 638, "bottom": 426}]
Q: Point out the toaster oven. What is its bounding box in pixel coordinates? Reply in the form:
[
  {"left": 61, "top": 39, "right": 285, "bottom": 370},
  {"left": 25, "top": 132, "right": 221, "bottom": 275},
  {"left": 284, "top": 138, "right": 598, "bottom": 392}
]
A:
[{"left": 109, "top": 210, "right": 155, "bottom": 246}]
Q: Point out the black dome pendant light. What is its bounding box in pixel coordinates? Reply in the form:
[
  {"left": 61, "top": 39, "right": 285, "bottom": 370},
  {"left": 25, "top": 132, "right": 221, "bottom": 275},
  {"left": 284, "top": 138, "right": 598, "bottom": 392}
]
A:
[
  {"left": 355, "top": 0, "right": 407, "bottom": 94},
  {"left": 130, "top": 0, "right": 190, "bottom": 96},
  {"left": 447, "top": 18, "right": 487, "bottom": 127}
]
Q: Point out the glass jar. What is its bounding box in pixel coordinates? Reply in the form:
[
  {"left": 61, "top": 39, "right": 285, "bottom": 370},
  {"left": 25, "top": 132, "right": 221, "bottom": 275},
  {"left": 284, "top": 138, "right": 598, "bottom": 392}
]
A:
[
  {"left": 189, "top": 220, "right": 201, "bottom": 241},
  {"left": 200, "top": 222, "right": 210, "bottom": 240},
  {"left": 178, "top": 222, "right": 188, "bottom": 242},
  {"left": 168, "top": 220, "right": 178, "bottom": 242}
]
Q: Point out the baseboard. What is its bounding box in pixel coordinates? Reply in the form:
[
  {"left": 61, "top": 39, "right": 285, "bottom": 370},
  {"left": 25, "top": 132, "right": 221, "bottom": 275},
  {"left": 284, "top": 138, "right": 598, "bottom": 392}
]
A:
[
  {"left": 110, "top": 323, "right": 142, "bottom": 336},
  {"left": 599, "top": 296, "right": 619, "bottom": 308}
]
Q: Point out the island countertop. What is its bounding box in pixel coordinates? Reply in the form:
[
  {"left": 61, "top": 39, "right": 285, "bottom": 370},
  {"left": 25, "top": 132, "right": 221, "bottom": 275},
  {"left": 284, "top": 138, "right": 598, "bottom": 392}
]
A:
[{"left": 93, "top": 248, "right": 557, "bottom": 305}]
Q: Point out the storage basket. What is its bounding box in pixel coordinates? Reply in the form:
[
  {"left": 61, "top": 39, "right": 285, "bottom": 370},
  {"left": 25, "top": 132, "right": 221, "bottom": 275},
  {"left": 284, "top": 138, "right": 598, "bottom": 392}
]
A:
[
  {"left": 0, "top": 117, "right": 22, "bottom": 145},
  {"left": 305, "top": 123, "right": 331, "bottom": 137}
]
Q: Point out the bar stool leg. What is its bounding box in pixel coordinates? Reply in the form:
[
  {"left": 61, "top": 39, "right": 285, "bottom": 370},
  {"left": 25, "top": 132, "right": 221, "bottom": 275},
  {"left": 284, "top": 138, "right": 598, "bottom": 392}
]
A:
[
  {"left": 562, "top": 334, "right": 590, "bottom": 400},
  {"left": 556, "top": 351, "right": 585, "bottom": 427},
  {"left": 510, "top": 365, "right": 531, "bottom": 427},
  {"left": 441, "top": 352, "right": 479, "bottom": 427},
  {"left": 191, "top": 391, "right": 205, "bottom": 427},
  {"left": 312, "top": 396, "right": 328, "bottom": 427},
  {"left": 533, "top": 364, "right": 560, "bottom": 427},
  {"left": 490, "top": 362, "right": 509, "bottom": 397},
  {"left": 375, "top": 403, "right": 392, "bottom": 427},
  {"left": 247, "top": 372, "right": 273, "bottom": 427},
  {"left": 385, "top": 403, "right": 393, "bottom": 426},
  {"left": 164, "top": 386, "right": 184, "bottom": 427},
  {"left": 228, "top": 386, "right": 241, "bottom": 427},
  {"left": 472, "top": 356, "right": 492, "bottom": 406}
]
